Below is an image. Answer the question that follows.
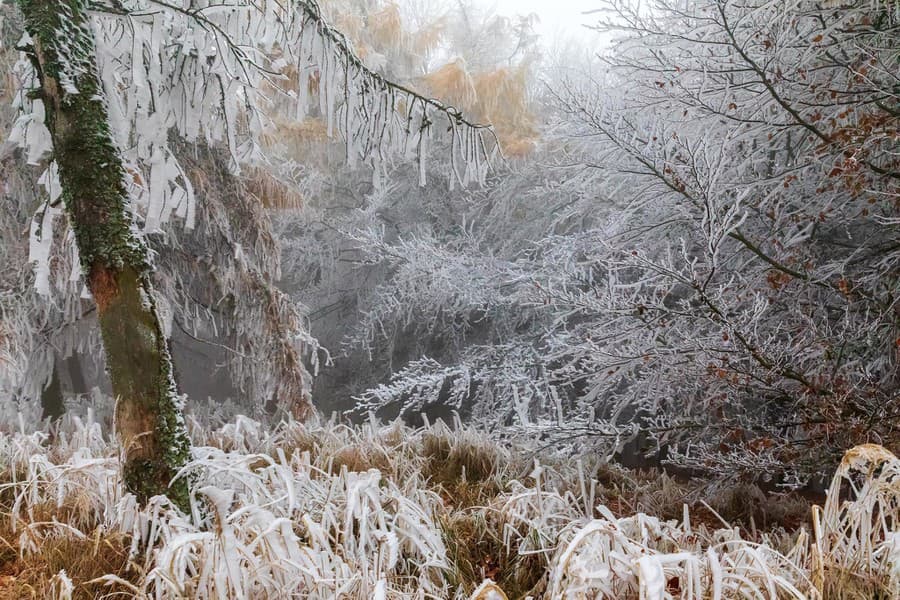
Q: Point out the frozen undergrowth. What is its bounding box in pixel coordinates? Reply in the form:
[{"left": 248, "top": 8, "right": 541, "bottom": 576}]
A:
[{"left": 0, "top": 413, "right": 896, "bottom": 599}]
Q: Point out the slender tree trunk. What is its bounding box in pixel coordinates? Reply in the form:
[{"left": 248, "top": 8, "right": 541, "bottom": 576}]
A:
[
  {"left": 18, "top": 0, "right": 191, "bottom": 508},
  {"left": 40, "top": 354, "right": 63, "bottom": 421}
]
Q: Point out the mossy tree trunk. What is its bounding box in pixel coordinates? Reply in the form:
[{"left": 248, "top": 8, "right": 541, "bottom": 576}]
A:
[{"left": 18, "top": 0, "right": 191, "bottom": 509}]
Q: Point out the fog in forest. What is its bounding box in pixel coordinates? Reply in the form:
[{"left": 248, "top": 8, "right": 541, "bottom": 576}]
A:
[{"left": 1, "top": 1, "right": 898, "bottom": 597}]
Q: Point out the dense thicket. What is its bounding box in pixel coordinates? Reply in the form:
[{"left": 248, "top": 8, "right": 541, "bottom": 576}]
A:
[{"left": 283, "top": 0, "right": 899, "bottom": 487}]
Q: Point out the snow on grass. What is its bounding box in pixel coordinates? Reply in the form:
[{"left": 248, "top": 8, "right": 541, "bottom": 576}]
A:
[{"left": 0, "top": 412, "right": 897, "bottom": 598}]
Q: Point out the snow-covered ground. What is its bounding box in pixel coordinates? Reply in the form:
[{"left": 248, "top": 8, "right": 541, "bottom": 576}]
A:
[{"left": 0, "top": 411, "right": 896, "bottom": 598}]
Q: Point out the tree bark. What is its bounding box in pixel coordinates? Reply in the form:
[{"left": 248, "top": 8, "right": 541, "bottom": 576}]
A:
[{"left": 18, "top": 0, "right": 191, "bottom": 509}]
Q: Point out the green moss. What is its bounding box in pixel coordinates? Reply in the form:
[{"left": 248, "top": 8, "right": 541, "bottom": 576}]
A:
[{"left": 19, "top": 0, "right": 146, "bottom": 273}]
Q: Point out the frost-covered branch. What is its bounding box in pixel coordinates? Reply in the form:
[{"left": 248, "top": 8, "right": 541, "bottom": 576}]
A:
[{"left": 310, "top": 0, "right": 900, "bottom": 485}]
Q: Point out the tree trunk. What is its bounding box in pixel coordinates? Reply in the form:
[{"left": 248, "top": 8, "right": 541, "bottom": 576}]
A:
[
  {"left": 40, "top": 354, "right": 63, "bottom": 421},
  {"left": 18, "top": 0, "right": 191, "bottom": 509}
]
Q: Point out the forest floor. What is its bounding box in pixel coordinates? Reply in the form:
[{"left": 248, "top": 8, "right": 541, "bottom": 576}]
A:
[{"left": 0, "top": 413, "right": 896, "bottom": 599}]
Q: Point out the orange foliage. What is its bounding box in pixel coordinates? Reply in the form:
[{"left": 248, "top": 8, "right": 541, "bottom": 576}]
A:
[
  {"left": 412, "top": 19, "right": 447, "bottom": 57},
  {"left": 243, "top": 166, "right": 305, "bottom": 210},
  {"left": 473, "top": 65, "right": 537, "bottom": 156},
  {"left": 423, "top": 59, "right": 477, "bottom": 109},
  {"left": 263, "top": 0, "right": 541, "bottom": 172},
  {"left": 423, "top": 60, "right": 538, "bottom": 157},
  {"left": 369, "top": 3, "right": 405, "bottom": 50}
]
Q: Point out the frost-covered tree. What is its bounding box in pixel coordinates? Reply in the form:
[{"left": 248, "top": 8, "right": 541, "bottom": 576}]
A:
[
  {"left": 338, "top": 0, "right": 899, "bottom": 486},
  {"left": 548, "top": 0, "right": 900, "bottom": 481},
  {"left": 267, "top": 0, "right": 542, "bottom": 412},
  {"left": 8, "top": 0, "right": 493, "bottom": 503}
]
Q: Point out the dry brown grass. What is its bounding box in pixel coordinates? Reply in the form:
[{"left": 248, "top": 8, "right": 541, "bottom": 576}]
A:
[
  {"left": 420, "top": 431, "right": 508, "bottom": 509},
  {"left": 0, "top": 465, "right": 136, "bottom": 599},
  {"left": 440, "top": 510, "right": 545, "bottom": 600},
  {"left": 558, "top": 462, "right": 813, "bottom": 535},
  {"left": 819, "top": 564, "right": 896, "bottom": 600},
  {"left": 273, "top": 426, "right": 321, "bottom": 459},
  {"left": 329, "top": 443, "right": 394, "bottom": 475},
  {"left": 421, "top": 432, "right": 502, "bottom": 483},
  {"left": 419, "top": 431, "right": 548, "bottom": 597},
  {"left": 708, "top": 483, "right": 811, "bottom": 533},
  {"left": 1, "top": 418, "right": 888, "bottom": 599},
  {"left": 0, "top": 518, "right": 136, "bottom": 600}
]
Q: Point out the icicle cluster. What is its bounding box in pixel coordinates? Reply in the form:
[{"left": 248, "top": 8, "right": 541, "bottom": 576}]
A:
[
  {"left": 281, "top": 1, "right": 496, "bottom": 188},
  {"left": 8, "top": 0, "right": 495, "bottom": 299},
  {"left": 89, "top": 0, "right": 494, "bottom": 237}
]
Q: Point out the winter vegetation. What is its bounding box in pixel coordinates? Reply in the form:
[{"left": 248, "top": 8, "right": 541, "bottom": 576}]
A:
[
  {"left": 0, "top": 0, "right": 898, "bottom": 597},
  {"left": 0, "top": 411, "right": 898, "bottom": 598}
]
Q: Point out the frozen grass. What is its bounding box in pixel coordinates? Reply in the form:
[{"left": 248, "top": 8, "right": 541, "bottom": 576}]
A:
[{"left": 0, "top": 412, "right": 896, "bottom": 599}]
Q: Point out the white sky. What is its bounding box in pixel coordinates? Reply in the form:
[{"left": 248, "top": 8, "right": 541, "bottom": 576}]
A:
[{"left": 489, "top": 0, "right": 600, "bottom": 42}]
